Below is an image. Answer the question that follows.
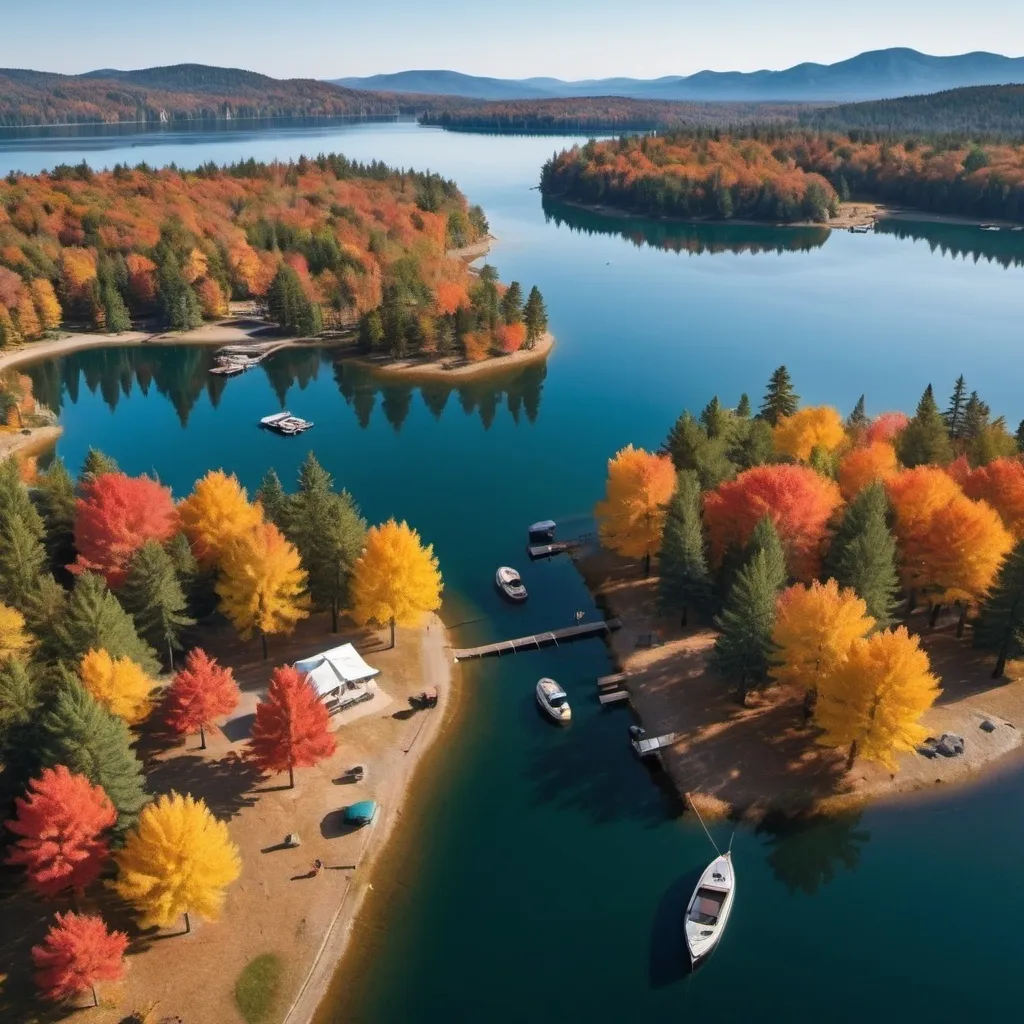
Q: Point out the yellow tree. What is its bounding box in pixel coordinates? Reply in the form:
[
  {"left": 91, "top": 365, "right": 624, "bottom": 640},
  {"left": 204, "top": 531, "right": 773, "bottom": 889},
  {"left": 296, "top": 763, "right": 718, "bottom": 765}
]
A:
[
  {"left": 770, "top": 580, "right": 875, "bottom": 711},
  {"left": 31, "top": 279, "right": 63, "bottom": 331},
  {"left": 772, "top": 406, "right": 846, "bottom": 463},
  {"left": 113, "top": 792, "right": 241, "bottom": 934},
  {"left": 177, "top": 470, "right": 263, "bottom": 569},
  {"left": 215, "top": 523, "right": 309, "bottom": 658},
  {"left": 349, "top": 519, "right": 442, "bottom": 648},
  {"left": 837, "top": 441, "right": 898, "bottom": 500},
  {"left": 594, "top": 445, "right": 676, "bottom": 576},
  {"left": 814, "top": 627, "right": 940, "bottom": 770},
  {"left": 0, "top": 601, "right": 32, "bottom": 661},
  {"left": 79, "top": 649, "right": 154, "bottom": 726}
]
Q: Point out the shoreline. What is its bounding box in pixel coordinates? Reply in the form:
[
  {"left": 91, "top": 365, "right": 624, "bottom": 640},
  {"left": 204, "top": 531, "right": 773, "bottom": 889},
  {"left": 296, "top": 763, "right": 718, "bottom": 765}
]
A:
[
  {"left": 284, "top": 614, "right": 457, "bottom": 1024},
  {"left": 575, "top": 547, "right": 1024, "bottom": 823},
  {"left": 0, "top": 423, "right": 63, "bottom": 463}
]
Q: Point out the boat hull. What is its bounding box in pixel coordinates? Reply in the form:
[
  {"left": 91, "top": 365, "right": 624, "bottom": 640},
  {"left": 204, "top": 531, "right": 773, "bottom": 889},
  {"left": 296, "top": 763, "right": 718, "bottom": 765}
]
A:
[{"left": 684, "top": 852, "right": 735, "bottom": 965}]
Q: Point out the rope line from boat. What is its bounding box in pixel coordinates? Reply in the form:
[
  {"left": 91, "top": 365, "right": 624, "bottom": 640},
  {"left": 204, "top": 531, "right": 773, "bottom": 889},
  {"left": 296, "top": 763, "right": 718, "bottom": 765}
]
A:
[{"left": 685, "top": 792, "right": 722, "bottom": 857}]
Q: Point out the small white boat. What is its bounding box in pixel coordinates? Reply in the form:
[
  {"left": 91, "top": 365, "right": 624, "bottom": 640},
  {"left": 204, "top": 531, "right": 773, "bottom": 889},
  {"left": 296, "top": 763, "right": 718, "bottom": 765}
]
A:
[
  {"left": 536, "top": 677, "right": 571, "bottom": 723},
  {"left": 260, "top": 411, "right": 314, "bottom": 436},
  {"left": 684, "top": 852, "right": 735, "bottom": 965},
  {"left": 495, "top": 566, "right": 527, "bottom": 602}
]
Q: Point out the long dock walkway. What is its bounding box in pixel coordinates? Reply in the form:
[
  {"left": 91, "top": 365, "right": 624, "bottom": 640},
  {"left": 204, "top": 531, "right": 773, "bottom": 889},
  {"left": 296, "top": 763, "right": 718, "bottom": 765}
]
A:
[{"left": 453, "top": 618, "right": 621, "bottom": 661}]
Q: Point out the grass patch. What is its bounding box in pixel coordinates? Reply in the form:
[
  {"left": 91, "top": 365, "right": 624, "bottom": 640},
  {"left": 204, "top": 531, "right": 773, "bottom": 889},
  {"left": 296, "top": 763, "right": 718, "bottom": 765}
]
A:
[{"left": 235, "top": 953, "right": 283, "bottom": 1024}]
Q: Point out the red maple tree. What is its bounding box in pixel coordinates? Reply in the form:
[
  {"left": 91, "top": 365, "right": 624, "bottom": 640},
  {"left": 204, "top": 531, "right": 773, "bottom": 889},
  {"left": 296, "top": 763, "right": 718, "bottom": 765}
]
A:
[
  {"left": 703, "top": 464, "right": 843, "bottom": 581},
  {"left": 247, "top": 666, "right": 336, "bottom": 788},
  {"left": 70, "top": 472, "right": 179, "bottom": 587},
  {"left": 32, "top": 912, "right": 128, "bottom": 1007},
  {"left": 6, "top": 766, "right": 116, "bottom": 900},
  {"left": 963, "top": 457, "right": 1024, "bottom": 538},
  {"left": 164, "top": 647, "right": 240, "bottom": 749},
  {"left": 863, "top": 411, "right": 910, "bottom": 446}
]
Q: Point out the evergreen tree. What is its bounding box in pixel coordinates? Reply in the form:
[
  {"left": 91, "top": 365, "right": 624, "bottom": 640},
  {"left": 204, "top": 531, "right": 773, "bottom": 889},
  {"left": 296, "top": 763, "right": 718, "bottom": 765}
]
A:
[
  {"left": 1015, "top": 419, "right": 1024, "bottom": 454},
  {"left": 846, "top": 395, "right": 867, "bottom": 432},
  {"left": 500, "top": 281, "right": 524, "bottom": 324},
  {"left": 78, "top": 448, "right": 119, "bottom": 488},
  {"left": 823, "top": 481, "right": 900, "bottom": 627},
  {"left": 523, "top": 286, "right": 548, "bottom": 349},
  {"left": 49, "top": 572, "right": 159, "bottom": 674},
  {"left": 436, "top": 318, "right": 455, "bottom": 357},
  {"left": 0, "top": 455, "right": 44, "bottom": 538},
  {"left": 663, "top": 410, "right": 737, "bottom": 489},
  {"left": 945, "top": 375, "right": 968, "bottom": 439},
  {"left": 0, "top": 514, "right": 47, "bottom": 611},
  {"left": 33, "top": 456, "right": 77, "bottom": 571},
  {"left": 267, "top": 263, "right": 322, "bottom": 337},
  {"left": 744, "top": 515, "right": 787, "bottom": 581},
  {"left": 119, "top": 541, "right": 195, "bottom": 669},
  {"left": 24, "top": 573, "right": 67, "bottom": 656},
  {"left": 157, "top": 252, "right": 202, "bottom": 332},
  {"left": 736, "top": 393, "right": 751, "bottom": 418},
  {"left": 729, "top": 418, "right": 775, "bottom": 470},
  {"left": 808, "top": 445, "right": 837, "bottom": 479},
  {"left": 974, "top": 539, "right": 1024, "bottom": 678},
  {"left": 101, "top": 284, "right": 132, "bottom": 333},
  {"left": 712, "top": 545, "right": 786, "bottom": 702},
  {"left": 357, "top": 310, "right": 385, "bottom": 353},
  {"left": 896, "top": 384, "right": 953, "bottom": 467},
  {"left": 256, "top": 468, "right": 289, "bottom": 529},
  {"left": 39, "top": 680, "right": 148, "bottom": 834},
  {"left": 0, "top": 656, "right": 39, "bottom": 757},
  {"left": 286, "top": 454, "right": 367, "bottom": 632},
  {"left": 961, "top": 391, "right": 990, "bottom": 442},
  {"left": 699, "top": 396, "right": 731, "bottom": 439},
  {"left": 758, "top": 365, "right": 799, "bottom": 426},
  {"left": 658, "top": 471, "right": 710, "bottom": 626}
]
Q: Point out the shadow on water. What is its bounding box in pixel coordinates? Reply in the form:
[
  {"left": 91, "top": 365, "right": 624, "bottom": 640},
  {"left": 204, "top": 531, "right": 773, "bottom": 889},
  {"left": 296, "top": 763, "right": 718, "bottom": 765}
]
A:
[
  {"left": 541, "top": 196, "right": 832, "bottom": 257},
  {"left": 25, "top": 345, "right": 549, "bottom": 432},
  {"left": 756, "top": 810, "right": 871, "bottom": 896},
  {"left": 649, "top": 867, "right": 703, "bottom": 989}
]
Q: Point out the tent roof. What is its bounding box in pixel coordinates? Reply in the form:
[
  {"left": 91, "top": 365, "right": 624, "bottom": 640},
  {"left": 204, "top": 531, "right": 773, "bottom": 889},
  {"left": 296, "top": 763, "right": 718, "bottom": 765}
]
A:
[{"left": 294, "top": 643, "right": 379, "bottom": 697}]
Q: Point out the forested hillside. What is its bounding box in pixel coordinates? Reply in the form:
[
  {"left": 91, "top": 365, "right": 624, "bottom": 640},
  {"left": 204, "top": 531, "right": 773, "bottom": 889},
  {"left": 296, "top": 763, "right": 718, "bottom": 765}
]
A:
[
  {"left": 0, "top": 65, "right": 401, "bottom": 126},
  {"left": 803, "top": 85, "right": 1024, "bottom": 138},
  {"left": 542, "top": 131, "right": 1024, "bottom": 223},
  {"left": 0, "top": 154, "right": 552, "bottom": 365}
]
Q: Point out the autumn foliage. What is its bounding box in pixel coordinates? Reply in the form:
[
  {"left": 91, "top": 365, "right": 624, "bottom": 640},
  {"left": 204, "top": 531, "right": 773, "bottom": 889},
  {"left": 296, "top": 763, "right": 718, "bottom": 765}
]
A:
[
  {"left": 79, "top": 648, "right": 154, "bottom": 726},
  {"left": 178, "top": 470, "right": 263, "bottom": 569},
  {"left": 772, "top": 406, "right": 846, "bottom": 462},
  {"left": 163, "top": 648, "right": 240, "bottom": 749},
  {"left": 6, "top": 766, "right": 117, "bottom": 899},
  {"left": 594, "top": 446, "right": 676, "bottom": 569},
  {"left": 703, "top": 464, "right": 842, "bottom": 581},
  {"left": 248, "top": 666, "right": 337, "bottom": 787},
  {"left": 963, "top": 458, "right": 1024, "bottom": 538},
  {"left": 113, "top": 792, "right": 241, "bottom": 931},
  {"left": 863, "top": 412, "right": 910, "bottom": 446},
  {"left": 32, "top": 912, "right": 127, "bottom": 1006},
  {"left": 71, "top": 472, "right": 178, "bottom": 587},
  {"left": 838, "top": 442, "right": 899, "bottom": 500},
  {"left": 0, "top": 600, "right": 32, "bottom": 661}
]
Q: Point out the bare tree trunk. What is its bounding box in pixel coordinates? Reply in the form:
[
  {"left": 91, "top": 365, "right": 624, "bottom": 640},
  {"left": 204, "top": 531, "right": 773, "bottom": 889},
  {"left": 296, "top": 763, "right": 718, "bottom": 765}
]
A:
[
  {"left": 929, "top": 603, "right": 942, "bottom": 628},
  {"left": 288, "top": 764, "right": 295, "bottom": 789},
  {"left": 331, "top": 597, "right": 339, "bottom": 634},
  {"left": 91, "top": 984, "right": 98, "bottom": 1008},
  {"left": 956, "top": 605, "right": 968, "bottom": 639},
  {"left": 261, "top": 631, "right": 268, "bottom": 660},
  {"left": 680, "top": 606, "right": 688, "bottom": 628},
  {"left": 643, "top": 551, "right": 651, "bottom": 578},
  {"left": 846, "top": 738, "right": 859, "bottom": 772},
  {"left": 184, "top": 911, "right": 191, "bottom": 935},
  {"left": 199, "top": 723, "right": 206, "bottom": 751},
  {"left": 390, "top": 617, "right": 396, "bottom": 649}
]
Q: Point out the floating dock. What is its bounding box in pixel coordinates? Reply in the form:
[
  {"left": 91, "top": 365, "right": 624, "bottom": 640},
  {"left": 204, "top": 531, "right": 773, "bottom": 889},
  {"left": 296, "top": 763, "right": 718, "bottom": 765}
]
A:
[
  {"left": 597, "top": 671, "right": 630, "bottom": 705},
  {"left": 453, "top": 618, "right": 621, "bottom": 661},
  {"left": 632, "top": 732, "right": 679, "bottom": 759},
  {"left": 527, "top": 541, "right": 580, "bottom": 560}
]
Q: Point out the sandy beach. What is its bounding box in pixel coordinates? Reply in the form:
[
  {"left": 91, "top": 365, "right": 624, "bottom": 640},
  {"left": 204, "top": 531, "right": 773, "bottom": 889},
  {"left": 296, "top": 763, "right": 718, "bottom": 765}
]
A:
[{"left": 576, "top": 547, "right": 1024, "bottom": 821}]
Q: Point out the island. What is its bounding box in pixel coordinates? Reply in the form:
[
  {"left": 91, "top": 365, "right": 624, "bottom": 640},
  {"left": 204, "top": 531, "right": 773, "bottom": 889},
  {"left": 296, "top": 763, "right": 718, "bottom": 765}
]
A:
[{"left": 582, "top": 368, "right": 1024, "bottom": 819}]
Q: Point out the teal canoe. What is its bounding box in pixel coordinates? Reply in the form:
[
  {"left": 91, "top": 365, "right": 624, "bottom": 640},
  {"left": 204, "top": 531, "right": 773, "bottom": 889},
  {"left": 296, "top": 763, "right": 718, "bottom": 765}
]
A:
[{"left": 344, "top": 800, "right": 378, "bottom": 826}]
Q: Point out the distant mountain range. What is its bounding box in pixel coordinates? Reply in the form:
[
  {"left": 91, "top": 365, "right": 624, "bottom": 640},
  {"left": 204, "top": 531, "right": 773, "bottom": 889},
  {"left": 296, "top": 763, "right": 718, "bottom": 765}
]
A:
[{"left": 333, "top": 48, "right": 1024, "bottom": 102}]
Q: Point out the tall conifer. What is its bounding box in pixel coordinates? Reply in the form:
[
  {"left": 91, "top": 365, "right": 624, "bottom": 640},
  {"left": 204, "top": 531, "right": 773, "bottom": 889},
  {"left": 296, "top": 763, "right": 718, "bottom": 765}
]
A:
[
  {"left": 974, "top": 539, "right": 1024, "bottom": 678},
  {"left": 658, "top": 471, "right": 710, "bottom": 626},
  {"left": 896, "top": 384, "right": 953, "bottom": 467},
  {"left": 119, "top": 541, "right": 195, "bottom": 668},
  {"left": 945, "top": 375, "right": 968, "bottom": 438},
  {"left": 759, "top": 366, "right": 799, "bottom": 426}
]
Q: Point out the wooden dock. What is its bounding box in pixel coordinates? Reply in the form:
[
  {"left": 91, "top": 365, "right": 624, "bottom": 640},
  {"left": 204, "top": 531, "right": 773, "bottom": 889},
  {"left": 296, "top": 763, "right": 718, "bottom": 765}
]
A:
[
  {"left": 527, "top": 540, "right": 580, "bottom": 560},
  {"left": 632, "top": 732, "right": 679, "bottom": 759},
  {"left": 453, "top": 618, "right": 621, "bottom": 661},
  {"left": 597, "top": 671, "right": 630, "bottom": 706}
]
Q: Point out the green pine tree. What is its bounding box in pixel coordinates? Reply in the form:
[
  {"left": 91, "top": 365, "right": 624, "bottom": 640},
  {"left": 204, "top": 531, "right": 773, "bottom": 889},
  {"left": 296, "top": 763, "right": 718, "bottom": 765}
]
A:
[
  {"left": 944, "top": 375, "right": 968, "bottom": 439},
  {"left": 961, "top": 391, "right": 990, "bottom": 442},
  {"left": 157, "top": 251, "right": 203, "bottom": 332},
  {"left": 736, "top": 393, "right": 751, "bottom": 419},
  {"left": 119, "top": 541, "right": 195, "bottom": 669},
  {"left": 712, "top": 545, "right": 786, "bottom": 702},
  {"left": 102, "top": 283, "right": 132, "bottom": 333},
  {"left": 974, "top": 539, "right": 1024, "bottom": 678},
  {"left": 658, "top": 471, "right": 710, "bottom": 626},
  {"left": 286, "top": 454, "right": 367, "bottom": 632},
  {"left": 699, "top": 396, "right": 731, "bottom": 440},
  {"left": 728, "top": 418, "right": 775, "bottom": 470},
  {"left": 39, "top": 680, "right": 149, "bottom": 834},
  {"left": 808, "top": 445, "right": 837, "bottom": 479},
  {"left": 23, "top": 573, "right": 68, "bottom": 658},
  {"left": 896, "top": 384, "right": 953, "bottom": 467},
  {"left": 32, "top": 456, "right": 77, "bottom": 571},
  {"left": 1015, "top": 419, "right": 1024, "bottom": 454},
  {"left": 758, "top": 366, "right": 799, "bottom": 426},
  {"left": 523, "top": 286, "right": 548, "bottom": 349},
  {"left": 0, "top": 455, "right": 44, "bottom": 538},
  {"left": 358, "top": 310, "right": 385, "bottom": 353},
  {"left": 744, "top": 515, "right": 787, "bottom": 581},
  {"left": 256, "top": 468, "right": 289, "bottom": 529},
  {"left": 49, "top": 572, "right": 159, "bottom": 674},
  {"left": 0, "top": 656, "right": 39, "bottom": 757},
  {"left": 846, "top": 395, "right": 867, "bottom": 432},
  {"left": 500, "top": 281, "right": 524, "bottom": 324},
  {"left": 78, "top": 447, "right": 119, "bottom": 488},
  {"left": 0, "top": 514, "right": 47, "bottom": 612},
  {"left": 823, "top": 481, "right": 900, "bottom": 627}
]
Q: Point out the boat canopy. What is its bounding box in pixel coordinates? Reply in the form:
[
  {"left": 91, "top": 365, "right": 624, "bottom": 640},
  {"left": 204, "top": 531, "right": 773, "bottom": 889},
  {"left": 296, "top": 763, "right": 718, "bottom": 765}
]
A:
[
  {"left": 529, "top": 520, "right": 556, "bottom": 535},
  {"left": 344, "top": 800, "right": 378, "bottom": 824},
  {"left": 295, "top": 643, "right": 380, "bottom": 698}
]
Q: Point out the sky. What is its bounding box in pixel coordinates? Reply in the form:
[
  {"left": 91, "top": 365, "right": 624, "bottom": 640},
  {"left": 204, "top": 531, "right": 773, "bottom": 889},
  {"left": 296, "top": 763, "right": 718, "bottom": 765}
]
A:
[{"left": 4, "top": 0, "right": 1023, "bottom": 80}]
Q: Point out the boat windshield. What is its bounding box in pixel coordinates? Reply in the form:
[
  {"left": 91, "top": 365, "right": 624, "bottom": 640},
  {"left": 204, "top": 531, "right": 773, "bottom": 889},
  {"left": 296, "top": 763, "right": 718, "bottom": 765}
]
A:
[
  {"left": 688, "top": 887, "right": 726, "bottom": 926},
  {"left": 549, "top": 693, "right": 567, "bottom": 707}
]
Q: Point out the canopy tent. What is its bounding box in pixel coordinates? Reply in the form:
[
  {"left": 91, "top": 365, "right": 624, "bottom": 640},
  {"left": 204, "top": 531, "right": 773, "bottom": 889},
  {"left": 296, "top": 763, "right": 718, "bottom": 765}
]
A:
[{"left": 294, "top": 643, "right": 380, "bottom": 699}]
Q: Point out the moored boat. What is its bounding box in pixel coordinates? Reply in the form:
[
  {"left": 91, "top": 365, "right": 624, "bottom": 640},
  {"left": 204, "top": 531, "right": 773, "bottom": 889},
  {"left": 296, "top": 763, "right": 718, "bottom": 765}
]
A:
[
  {"left": 260, "top": 411, "right": 314, "bottom": 435},
  {"left": 495, "top": 565, "right": 527, "bottom": 602},
  {"left": 528, "top": 519, "right": 556, "bottom": 544},
  {"left": 536, "top": 677, "right": 571, "bottom": 723},
  {"left": 343, "top": 800, "right": 378, "bottom": 827},
  {"left": 684, "top": 851, "right": 735, "bottom": 965}
]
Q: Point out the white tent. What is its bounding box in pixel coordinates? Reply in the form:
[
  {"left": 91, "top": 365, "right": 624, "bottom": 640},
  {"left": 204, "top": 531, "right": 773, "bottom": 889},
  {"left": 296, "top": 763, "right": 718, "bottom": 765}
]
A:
[{"left": 294, "top": 643, "right": 380, "bottom": 700}]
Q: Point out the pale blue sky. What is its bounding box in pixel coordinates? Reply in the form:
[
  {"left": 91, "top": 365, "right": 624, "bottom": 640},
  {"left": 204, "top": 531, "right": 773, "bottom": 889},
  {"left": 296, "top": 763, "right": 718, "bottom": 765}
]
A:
[{"left": 4, "top": 0, "right": 1023, "bottom": 80}]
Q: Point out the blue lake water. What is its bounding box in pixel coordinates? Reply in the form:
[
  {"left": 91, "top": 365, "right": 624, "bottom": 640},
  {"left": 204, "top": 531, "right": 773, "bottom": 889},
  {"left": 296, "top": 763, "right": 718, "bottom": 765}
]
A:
[{"left": 5, "top": 120, "right": 1024, "bottom": 1023}]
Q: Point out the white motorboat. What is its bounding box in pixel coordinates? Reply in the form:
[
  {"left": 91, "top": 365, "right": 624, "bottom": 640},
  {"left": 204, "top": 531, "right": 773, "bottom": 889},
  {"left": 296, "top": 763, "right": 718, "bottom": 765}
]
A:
[
  {"left": 495, "top": 566, "right": 527, "bottom": 602},
  {"left": 536, "top": 678, "right": 571, "bottom": 723},
  {"left": 684, "top": 851, "right": 735, "bottom": 965},
  {"left": 260, "top": 411, "right": 314, "bottom": 436}
]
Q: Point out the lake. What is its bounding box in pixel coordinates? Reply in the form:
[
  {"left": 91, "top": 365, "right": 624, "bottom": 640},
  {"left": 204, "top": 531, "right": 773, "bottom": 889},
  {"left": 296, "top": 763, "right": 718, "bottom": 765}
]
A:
[{"left": 5, "top": 121, "right": 1024, "bottom": 1023}]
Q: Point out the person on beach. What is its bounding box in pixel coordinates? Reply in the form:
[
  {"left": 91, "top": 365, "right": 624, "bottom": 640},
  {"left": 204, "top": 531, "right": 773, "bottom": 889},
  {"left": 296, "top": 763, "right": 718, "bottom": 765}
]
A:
[{"left": 312, "top": 858, "right": 323, "bottom": 876}]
